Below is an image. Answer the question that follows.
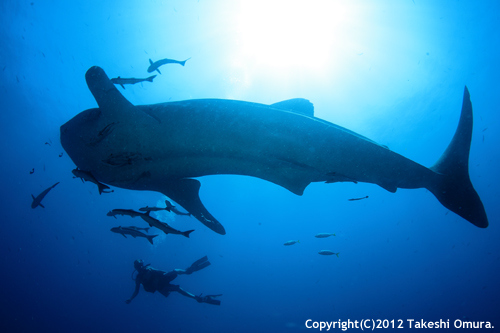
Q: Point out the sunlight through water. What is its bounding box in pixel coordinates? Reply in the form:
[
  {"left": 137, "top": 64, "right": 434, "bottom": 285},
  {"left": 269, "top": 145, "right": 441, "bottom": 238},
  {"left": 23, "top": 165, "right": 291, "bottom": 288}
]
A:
[{"left": 236, "top": 0, "right": 361, "bottom": 71}]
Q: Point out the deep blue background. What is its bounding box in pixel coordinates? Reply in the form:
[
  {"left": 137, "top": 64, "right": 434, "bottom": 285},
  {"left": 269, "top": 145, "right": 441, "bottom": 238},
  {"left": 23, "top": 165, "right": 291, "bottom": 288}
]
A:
[{"left": 1, "top": 1, "right": 499, "bottom": 332}]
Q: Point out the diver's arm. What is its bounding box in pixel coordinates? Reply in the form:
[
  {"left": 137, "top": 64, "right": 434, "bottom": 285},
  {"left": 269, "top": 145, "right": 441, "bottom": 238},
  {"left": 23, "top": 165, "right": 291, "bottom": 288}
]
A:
[{"left": 125, "top": 279, "right": 141, "bottom": 304}]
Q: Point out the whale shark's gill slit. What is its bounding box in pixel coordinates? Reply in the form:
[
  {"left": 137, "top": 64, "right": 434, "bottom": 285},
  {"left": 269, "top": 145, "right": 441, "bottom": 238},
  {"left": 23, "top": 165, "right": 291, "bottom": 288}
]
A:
[
  {"left": 102, "top": 152, "right": 146, "bottom": 167},
  {"left": 142, "top": 107, "right": 162, "bottom": 123},
  {"left": 274, "top": 156, "right": 317, "bottom": 172}
]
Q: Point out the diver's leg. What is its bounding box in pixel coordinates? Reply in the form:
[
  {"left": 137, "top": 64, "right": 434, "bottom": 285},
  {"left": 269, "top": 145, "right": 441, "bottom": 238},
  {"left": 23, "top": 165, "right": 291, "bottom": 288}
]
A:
[{"left": 166, "top": 284, "right": 197, "bottom": 299}]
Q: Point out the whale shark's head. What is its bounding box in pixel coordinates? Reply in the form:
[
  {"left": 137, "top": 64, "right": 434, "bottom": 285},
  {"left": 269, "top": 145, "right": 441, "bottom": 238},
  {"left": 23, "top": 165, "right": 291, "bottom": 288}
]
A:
[
  {"left": 60, "top": 67, "right": 139, "bottom": 181},
  {"left": 60, "top": 107, "right": 104, "bottom": 171}
]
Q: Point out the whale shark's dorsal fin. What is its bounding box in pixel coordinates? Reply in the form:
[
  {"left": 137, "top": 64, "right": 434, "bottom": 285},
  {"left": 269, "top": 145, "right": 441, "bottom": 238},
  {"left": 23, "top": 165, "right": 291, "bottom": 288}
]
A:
[
  {"left": 270, "top": 98, "right": 314, "bottom": 117},
  {"left": 85, "top": 66, "right": 134, "bottom": 114}
]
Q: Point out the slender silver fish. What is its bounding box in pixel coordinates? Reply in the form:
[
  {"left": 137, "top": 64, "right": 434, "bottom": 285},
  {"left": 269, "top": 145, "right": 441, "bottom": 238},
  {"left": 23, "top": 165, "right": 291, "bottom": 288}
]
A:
[
  {"left": 125, "top": 226, "right": 150, "bottom": 233},
  {"left": 139, "top": 211, "right": 194, "bottom": 238},
  {"left": 314, "top": 233, "right": 336, "bottom": 238},
  {"left": 147, "top": 57, "right": 191, "bottom": 74},
  {"left": 31, "top": 182, "right": 59, "bottom": 209},
  {"left": 165, "top": 200, "right": 191, "bottom": 216},
  {"left": 318, "top": 250, "right": 339, "bottom": 257},
  {"left": 110, "top": 226, "right": 158, "bottom": 244},
  {"left": 110, "top": 75, "right": 156, "bottom": 89},
  {"left": 106, "top": 209, "right": 143, "bottom": 219}
]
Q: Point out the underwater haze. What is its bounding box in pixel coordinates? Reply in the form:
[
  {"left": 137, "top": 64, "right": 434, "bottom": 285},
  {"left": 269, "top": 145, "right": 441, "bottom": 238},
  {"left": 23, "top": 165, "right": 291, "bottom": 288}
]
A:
[{"left": 1, "top": 0, "right": 499, "bottom": 332}]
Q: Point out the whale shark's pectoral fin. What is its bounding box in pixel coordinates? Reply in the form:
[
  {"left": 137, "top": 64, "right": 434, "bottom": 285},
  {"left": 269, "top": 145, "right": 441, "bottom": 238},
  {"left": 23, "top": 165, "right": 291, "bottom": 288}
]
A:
[
  {"left": 85, "top": 66, "right": 135, "bottom": 114},
  {"left": 161, "top": 178, "right": 226, "bottom": 235}
]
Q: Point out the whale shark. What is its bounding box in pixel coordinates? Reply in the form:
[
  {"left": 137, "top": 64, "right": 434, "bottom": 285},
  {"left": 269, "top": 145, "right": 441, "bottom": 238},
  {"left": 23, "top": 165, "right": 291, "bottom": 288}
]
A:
[{"left": 60, "top": 66, "right": 488, "bottom": 235}]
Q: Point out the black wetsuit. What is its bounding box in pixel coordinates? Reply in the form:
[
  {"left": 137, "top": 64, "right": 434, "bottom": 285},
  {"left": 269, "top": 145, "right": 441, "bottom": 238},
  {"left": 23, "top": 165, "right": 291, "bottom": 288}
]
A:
[{"left": 136, "top": 266, "right": 181, "bottom": 294}]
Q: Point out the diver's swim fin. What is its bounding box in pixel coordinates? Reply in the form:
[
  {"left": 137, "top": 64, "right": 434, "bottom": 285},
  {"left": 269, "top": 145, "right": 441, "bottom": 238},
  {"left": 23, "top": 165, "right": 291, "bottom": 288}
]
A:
[
  {"left": 185, "top": 256, "right": 211, "bottom": 275},
  {"left": 196, "top": 293, "right": 222, "bottom": 306}
]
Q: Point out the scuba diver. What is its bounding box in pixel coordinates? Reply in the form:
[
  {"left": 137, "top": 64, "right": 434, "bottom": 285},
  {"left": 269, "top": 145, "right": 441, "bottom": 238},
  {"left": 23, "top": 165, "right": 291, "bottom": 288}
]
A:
[{"left": 126, "top": 256, "right": 222, "bottom": 305}]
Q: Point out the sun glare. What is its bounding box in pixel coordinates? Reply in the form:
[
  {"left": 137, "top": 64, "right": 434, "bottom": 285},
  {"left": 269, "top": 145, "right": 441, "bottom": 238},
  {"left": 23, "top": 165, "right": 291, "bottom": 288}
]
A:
[{"left": 237, "top": 0, "right": 346, "bottom": 70}]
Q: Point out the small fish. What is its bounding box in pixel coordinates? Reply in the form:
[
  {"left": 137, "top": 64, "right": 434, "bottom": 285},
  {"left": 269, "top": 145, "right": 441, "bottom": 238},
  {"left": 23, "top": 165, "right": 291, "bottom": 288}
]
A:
[
  {"left": 284, "top": 240, "right": 300, "bottom": 246},
  {"left": 147, "top": 57, "right": 191, "bottom": 74},
  {"left": 45, "top": 142, "right": 51, "bottom": 146},
  {"left": 72, "top": 169, "right": 113, "bottom": 194},
  {"left": 31, "top": 182, "right": 59, "bottom": 208},
  {"left": 110, "top": 226, "right": 158, "bottom": 245},
  {"left": 59, "top": 153, "right": 63, "bottom": 157},
  {"left": 140, "top": 211, "right": 194, "bottom": 238},
  {"left": 139, "top": 205, "right": 171, "bottom": 212},
  {"left": 348, "top": 195, "right": 369, "bottom": 201},
  {"left": 29, "top": 168, "right": 34, "bottom": 174},
  {"left": 318, "top": 250, "right": 339, "bottom": 257},
  {"left": 125, "top": 226, "right": 150, "bottom": 233},
  {"left": 165, "top": 199, "right": 191, "bottom": 216},
  {"left": 314, "top": 233, "right": 336, "bottom": 238},
  {"left": 107, "top": 209, "right": 143, "bottom": 219},
  {"left": 110, "top": 75, "right": 157, "bottom": 89}
]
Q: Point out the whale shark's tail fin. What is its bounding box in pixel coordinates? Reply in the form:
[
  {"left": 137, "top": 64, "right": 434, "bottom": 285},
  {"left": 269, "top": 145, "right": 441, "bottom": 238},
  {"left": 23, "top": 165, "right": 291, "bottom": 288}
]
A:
[{"left": 428, "top": 86, "right": 488, "bottom": 228}]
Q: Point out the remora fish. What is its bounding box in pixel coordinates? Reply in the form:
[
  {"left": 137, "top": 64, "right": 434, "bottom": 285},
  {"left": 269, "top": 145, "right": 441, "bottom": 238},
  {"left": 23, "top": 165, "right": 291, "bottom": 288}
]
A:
[
  {"left": 139, "top": 211, "right": 194, "bottom": 238},
  {"left": 60, "top": 66, "right": 489, "bottom": 235},
  {"left": 110, "top": 75, "right": 157, "bottom": 89},
  {"left": 147, "top": 57, "right": 190, "bottom": 74},
  {"left": 72, "top": 168, "right": 113, "bottom": 194},
  {"left": 165, "top": 199, "right": 191, "bottom": 216},
  {"left": 106, "top": 209, "right": 143, "bottom": 219},
  {"left": 125, "top": 226, "right": 150, "bottom": 233},
  {"left": 31, "top": 182, "right": 59, "bottom": 208},
  {"left": 139, "top": 205, "right": 171, "bottom": 212},
  {"left": 110, "top": 226, "right": 158, "bottom": 244}
]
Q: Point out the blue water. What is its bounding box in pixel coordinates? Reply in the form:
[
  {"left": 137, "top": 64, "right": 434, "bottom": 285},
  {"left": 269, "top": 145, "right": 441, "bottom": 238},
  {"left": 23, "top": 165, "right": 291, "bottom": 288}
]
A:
[{"left": 1, "top": 1, "right": 499, "bottom": 332}]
